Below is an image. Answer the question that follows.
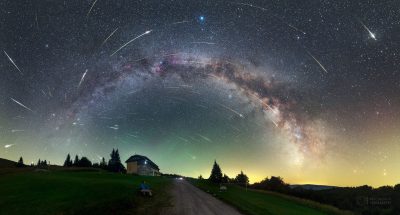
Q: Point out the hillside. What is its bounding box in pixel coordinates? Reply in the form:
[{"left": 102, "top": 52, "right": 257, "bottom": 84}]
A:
[
  {"left": 0, "top": 171, "right": 172, "bottom": 215},
  {"left": 0, "top": 158, "right": 17, "bottom": 168},
  {"left": 191, "top": 179, "right": 352, "bottom": 215},
  {"left": 290, "top": 184, "right": 338, "bottom": 191}
]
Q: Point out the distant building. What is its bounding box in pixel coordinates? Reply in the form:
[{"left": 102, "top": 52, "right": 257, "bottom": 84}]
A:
[{"left": 125, "top": 154, "right": 160, "bottom": 176}]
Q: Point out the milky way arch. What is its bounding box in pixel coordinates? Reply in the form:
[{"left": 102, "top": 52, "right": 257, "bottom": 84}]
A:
[{"left": 53, "top": 53, "right": 328, "bottom": 164}]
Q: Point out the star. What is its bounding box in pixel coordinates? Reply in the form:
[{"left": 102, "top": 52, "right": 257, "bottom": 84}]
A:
[{"left": 198, "top": 15, "right": 205, "bottom": 23}]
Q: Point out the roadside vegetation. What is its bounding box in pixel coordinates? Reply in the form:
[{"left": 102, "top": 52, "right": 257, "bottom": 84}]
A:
[
  {"left": 191, "top": 179, "right": 351, "bottom": 215},
  {"left": 196, "top": 160, "right": 353, "bottom": 215}
]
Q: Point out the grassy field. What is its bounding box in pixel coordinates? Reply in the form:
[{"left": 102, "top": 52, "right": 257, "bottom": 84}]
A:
[
  {"left": 191, "top": 179, "right": 353, "bottom": 215},
  {"left": 0, "top": 169, "right": 172, "bottom": 215}
]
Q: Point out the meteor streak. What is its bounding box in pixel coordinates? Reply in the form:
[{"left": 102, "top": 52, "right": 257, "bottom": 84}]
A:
[
  {"left": 196, "top": 134, "right": 212, "bottom": 142},
  {"left": 178, "top": 136, "right": 189, "bottom": 142},
  {"left": 270, "top": 118, "right": 278, "bottom": 127},
  {"left": 283, "top": 21, "right": 307, "bottom": 35},
  {"left": 218, "top": 103, "right": 244, "bottom": 118},
  {"left": 77, "top": 69, "right": 88, "bottom": 89},
  {"left": 306, "top": 51, "right": 328, "bottom": 73},
  {"left": 35, "top": 12, "right": 39, "bottom": 30},
  {"left": 4, "top": 144, "right": 15, "bottom": 148},
  {"left": 101, "top": 28, "right": 118, "bottom": 46},
  {"left": 10, "top": 98, "right": 34, "bottom": 113},
  {"left": 11, "top": 129, "right": 24, "bottom": 133},
  {"left": 233, "top": 2, "right": 306, "bottom": 34},
  {"left": 127, "top": 133, "right": 138, "bottom": 138},
  {"left": 234, "top": 2, "right": 267, "bottom": 11},
  {"left": 4, "top": 51, "right": 23, "bottom": 75},
  {"left": 86, "top": 0, "right": 99, "bottom": 18},
  {"left": 358, "top": 20, "right": 377, "bottom": 40},
  {"left": 190, "top": 42, "right": 216, "bottom": 45},
  {"left": 110, "top": 30, "right": 152, "bottom": 56},
  {"left": 109, "top": 125, "right": 119, "bottom": 130},
  {"left": 171, "top": 20, "right": 189, "bottom": 25}
]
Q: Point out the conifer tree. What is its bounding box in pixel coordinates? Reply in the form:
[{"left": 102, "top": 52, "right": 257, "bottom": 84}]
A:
[
  {"left": 63, "top": 154, "right": 72, "bottom": 167},
  {"left": 209, "top": 160, "right": 223, "bottom": 183},
  {"left": 108, "top": 148, "right": 126, "bottom": 173},
  {"left": 73, "top": 155, "right": 79, "bottom": 166},
  {"left": 17, "top": 156, "right": 24, "bottom": 167}
]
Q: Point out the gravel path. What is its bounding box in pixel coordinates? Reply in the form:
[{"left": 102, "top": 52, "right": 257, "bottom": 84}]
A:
[{"left": 162, "top": 179, "right": 243, "bottom": 215}]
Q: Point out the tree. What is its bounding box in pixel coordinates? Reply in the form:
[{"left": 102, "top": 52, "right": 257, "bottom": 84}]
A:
[
  {"left": 252, "top": 176, "right": 288, "bottom": 192},
  {"left": 100, "top": 157, "right": 107, "bottom": 169},
  {"left": 115, "top": 149, "right": 121, "bottom": 162},
  {"left": 77, "top": 157, "right": 92, "bottom": 167},
  {"left": 108, "top": 148, "right": 126, "bottom": 173},
  {"left": 235, "top": 171, "right": 249, "bottom": 186},
  {"left": 222, "top": 174, "right": 230, "bottom": 183},
  {"left": 73, "top": 155, "right": 79, "bottom": 166},
  {"left": 63, "top": 154, "right": 73, "bottom": 167},
  {"left": 198, "top": 175, "right": 204, "bottom": 180},
  {"left": 36, "top": 159, "right": 48, "bottom": 168},
  {"left": 17, "top": 156, "right": 24, "bottom": 167},
  {"left": 209, "top": 160, "right": 223, "bottom": 183},
  {"left": 267, "top": 176, "right": 287, "bottom": 191},
  {"left": 394, "top": 184, "right": 400, "bottom": 192},
  {"left": 108, "top": 149, "right": 115, "bottom": 166}
]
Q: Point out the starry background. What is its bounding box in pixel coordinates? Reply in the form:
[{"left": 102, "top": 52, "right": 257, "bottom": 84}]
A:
[{"left": 0, "top": 0, "right": 399, "bottom": 187}]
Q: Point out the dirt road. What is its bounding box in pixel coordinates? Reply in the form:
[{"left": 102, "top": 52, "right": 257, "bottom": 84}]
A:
[{"left": 162, "top": 179, "right": 242, "bottom": 215}]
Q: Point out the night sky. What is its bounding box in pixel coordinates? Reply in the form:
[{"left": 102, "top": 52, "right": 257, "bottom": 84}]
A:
[{"left": 1, "top": 0, "right": 399, "bottom": 187}]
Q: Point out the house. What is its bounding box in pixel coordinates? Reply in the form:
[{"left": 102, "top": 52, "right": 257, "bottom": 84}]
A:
[{"left": 125, "top": 154, "right": 160, "bottom": 176}]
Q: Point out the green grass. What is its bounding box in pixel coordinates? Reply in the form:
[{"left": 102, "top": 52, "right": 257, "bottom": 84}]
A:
[
  {"left": 0, "top": 170, "right": 172, "bottom": 215},
  {"left": 191, "top": 179, "right": 353, "bottom": 215}
]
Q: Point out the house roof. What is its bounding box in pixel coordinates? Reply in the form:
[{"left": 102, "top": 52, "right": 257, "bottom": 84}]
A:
[{"left": 125, "top": 154, "right": 159, "bottom": 170}]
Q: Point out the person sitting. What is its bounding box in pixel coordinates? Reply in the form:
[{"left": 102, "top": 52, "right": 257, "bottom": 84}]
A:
[{"left": 139, "top": 181, "right": 153, "bottom": 196}]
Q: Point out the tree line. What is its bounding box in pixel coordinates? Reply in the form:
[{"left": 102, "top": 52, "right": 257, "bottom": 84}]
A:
[
  {"left": 63, "top": 148, "right": 126, "bottom": 173},
  {"left": 15, "top": 156, "right": 49, "bottom": 168},
  {"left": 206, "top": 160, "right": 249, "bottom": 186},
  {"left": 206, "top": 160, "right": 283, "bottom": 190},
  {"left": 15, "top": 148, "right": 126, "bottom": 173}
]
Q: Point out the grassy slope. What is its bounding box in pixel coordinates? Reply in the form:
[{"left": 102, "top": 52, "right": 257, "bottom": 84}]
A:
[
  {"left": 0, "top": 158, "right": 17, "bottom": 168},
  {"left": 191, "top": 179, "right": 353, "bottom": 215},
  {"left": 0, "top": 170, "right": 172, "bottom": 215}
]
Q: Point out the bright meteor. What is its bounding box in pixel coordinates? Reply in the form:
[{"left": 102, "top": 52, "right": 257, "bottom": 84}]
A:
[
  {"left": 110, "top": 30, "right": 152, "bottom": 56},
  {"left": 77, "top": 69, "right": 88, "bottom": 89},
  {"left": 10, "top": 98, "right": 34, "bottom": 113},
  {"left": 4, "top": 51, "right": 23, "bottom": 75},
  {"left": 4, "top": 144, "right": 15, "bottom": 149},
  {"left": 358, "top": 19, "right": 377, "bottom": 40}
]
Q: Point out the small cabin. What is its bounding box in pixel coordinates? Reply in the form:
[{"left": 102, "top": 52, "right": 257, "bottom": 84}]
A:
[{"left": 125, "top": 154, "right": 160, "bottom": 176}]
